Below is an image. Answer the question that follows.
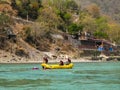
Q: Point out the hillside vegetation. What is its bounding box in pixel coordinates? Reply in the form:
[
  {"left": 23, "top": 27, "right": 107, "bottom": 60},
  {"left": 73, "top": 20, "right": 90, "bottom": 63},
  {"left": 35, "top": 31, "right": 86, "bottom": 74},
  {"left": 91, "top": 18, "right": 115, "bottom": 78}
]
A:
[
  {"left": 75, "top": 0, "right": 120, "bottom": 23},
  {"left": 0, "top": 0, "right": 120, "bottom": 59}
]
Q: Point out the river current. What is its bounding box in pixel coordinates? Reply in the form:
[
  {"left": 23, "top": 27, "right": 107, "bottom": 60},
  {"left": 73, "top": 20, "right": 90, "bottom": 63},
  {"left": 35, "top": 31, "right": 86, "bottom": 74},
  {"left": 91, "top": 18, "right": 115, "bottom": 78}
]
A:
[{"left": 0, "top": 62, "right": 120, "bottom": 90}]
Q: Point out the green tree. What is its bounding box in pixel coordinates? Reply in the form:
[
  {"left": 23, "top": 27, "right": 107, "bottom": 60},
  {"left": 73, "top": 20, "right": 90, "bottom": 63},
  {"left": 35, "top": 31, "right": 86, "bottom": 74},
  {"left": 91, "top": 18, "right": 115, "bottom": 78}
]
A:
[
  {"left": 107, "top": 23, "right": 120, "bottom": 44},
  {"left": 68, "top": 23, "right": 83, "bottom": 34},
  {"left": 86, "top": 4, "right": 100, "bottom": 18},
  {"left": 94, "top": 31, "right": 108, "bottom": 39},
  {"left": 37, "top": 6, "right": 63, "bottom": 30},
  {"left": 0, "top": 13, "right": 10, "bottom": 27},
  {"left": 65, "top": 0, "right": 78, "bottom": 10},
  {"left": 95, "top": 16, "right": 108, "bottom": 30},
  {"left": 11, "top": 0, "right": 42, "bottom": 20},
  {"left": 63, "top": 12, "right": 71, "bottom": 22},
  {"left": 81, "top": 15, "right": 96, "bottom": 33}
]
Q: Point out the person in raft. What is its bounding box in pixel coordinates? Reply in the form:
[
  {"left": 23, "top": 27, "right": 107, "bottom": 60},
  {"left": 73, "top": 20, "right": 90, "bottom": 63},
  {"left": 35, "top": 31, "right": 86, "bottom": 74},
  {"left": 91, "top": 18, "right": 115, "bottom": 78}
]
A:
[
  {"left": 66, "top": 58, "right": 71, "bottom": 65},
  {"left": 42, "top": 57, "right": 48, "bottom": 69},
  {"left": 59, "top": 60, "right": 64, "bottom": 65},
  {"left": 43, "top": 57, "right": 48, "bottom": 64}
]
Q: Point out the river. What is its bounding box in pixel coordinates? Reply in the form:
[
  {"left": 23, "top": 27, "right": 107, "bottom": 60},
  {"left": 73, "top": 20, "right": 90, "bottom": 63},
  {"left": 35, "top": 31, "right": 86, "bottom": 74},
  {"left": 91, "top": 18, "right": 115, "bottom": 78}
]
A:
[{"left": 0, "top": 62, "right": 120, "bottom": 90}]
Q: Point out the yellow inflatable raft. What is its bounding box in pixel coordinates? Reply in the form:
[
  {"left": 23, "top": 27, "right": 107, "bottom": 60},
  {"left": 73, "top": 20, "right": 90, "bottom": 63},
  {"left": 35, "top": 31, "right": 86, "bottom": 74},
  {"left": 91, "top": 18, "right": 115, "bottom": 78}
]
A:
[{"left": 41, "top": 63, "right": 73, "bottom": 69}]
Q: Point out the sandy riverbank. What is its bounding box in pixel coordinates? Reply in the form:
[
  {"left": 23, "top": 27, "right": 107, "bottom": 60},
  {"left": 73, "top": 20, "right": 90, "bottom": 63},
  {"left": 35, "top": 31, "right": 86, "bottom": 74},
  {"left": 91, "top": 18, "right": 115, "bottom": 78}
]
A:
[
  {"left": 0, "top": 50, "right": 119, "bottom": 64},
  {"left": 0, "top": 57, "right": 105, "bottom": 64},
  {"left": 0, "top": 57, "right": 118, "bottom": 64},
  {"left": 0, "top": 50, "right": 100, "bottom": 64},
  {"left": 0, "top": 53, "right": 101, "bottom": 63}
]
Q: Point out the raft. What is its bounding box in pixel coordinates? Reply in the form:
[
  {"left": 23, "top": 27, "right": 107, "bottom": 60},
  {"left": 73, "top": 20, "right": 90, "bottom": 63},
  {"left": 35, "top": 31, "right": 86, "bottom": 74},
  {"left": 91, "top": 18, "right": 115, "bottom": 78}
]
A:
[{"left": 41, "top": 63, "right": 73, "bottom": 69}]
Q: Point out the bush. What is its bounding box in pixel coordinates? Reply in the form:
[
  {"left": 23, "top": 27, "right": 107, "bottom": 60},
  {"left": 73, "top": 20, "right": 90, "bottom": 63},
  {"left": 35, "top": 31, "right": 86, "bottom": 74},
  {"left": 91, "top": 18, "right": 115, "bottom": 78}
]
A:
[
  {"left": 94, "top": 31, "right": 108, "bottom": 39},
  {"left": 68, "top": 23, "right": 83, "bottom": 34},
  {"left": 15, "top": 48, "right": 28, "bottom": 57},
  {"left": 11, "top": 0, "right": 42, "bottom": 20},
  {"left": 0, "top": 13, "right": 10, "bottom": 26}
]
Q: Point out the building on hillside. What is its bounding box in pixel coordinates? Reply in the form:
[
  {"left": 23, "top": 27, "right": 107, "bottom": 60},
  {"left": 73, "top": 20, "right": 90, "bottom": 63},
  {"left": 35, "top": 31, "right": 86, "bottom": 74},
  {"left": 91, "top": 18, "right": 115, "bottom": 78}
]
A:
[{"left": 67, "top": 31, "right": 119, "bottom": 56}]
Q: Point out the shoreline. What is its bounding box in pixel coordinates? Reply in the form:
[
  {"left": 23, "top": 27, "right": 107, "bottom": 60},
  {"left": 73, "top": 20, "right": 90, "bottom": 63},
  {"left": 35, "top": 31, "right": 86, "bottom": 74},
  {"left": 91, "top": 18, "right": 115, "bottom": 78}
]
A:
[
  {"left": 0, "top": 54, "right": 119, "bottom": 64},
  {"left": 0, "top": 50, "right": 119, "bottom": 64},
  {"left": 1, "top": 51, "right": 119, "bottom": 64},
  {"left": 0, "top": 59, "right": 118, "bottom": 64}
]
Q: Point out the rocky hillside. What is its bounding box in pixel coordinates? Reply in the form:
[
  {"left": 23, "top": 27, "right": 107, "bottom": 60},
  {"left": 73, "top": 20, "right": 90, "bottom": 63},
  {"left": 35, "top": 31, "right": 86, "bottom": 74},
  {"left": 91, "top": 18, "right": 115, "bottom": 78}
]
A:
[
  {"left": 0, "top": 0, "right": 79, "bottom": 60},
  {"left": 0, "top": 0, "right": 120, "bottom": 62}
]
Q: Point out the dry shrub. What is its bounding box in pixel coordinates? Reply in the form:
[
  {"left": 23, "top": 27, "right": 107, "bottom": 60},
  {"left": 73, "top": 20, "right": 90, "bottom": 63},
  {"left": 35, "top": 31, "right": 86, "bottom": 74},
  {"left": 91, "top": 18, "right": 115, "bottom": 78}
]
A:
[
  {"left": 15, "top": 48, "right": 28, "bottom": 57},
  {"left": 0, "top": 37, "right": 9, "bottom": 49},
  {"left": 23, "top": 23, "right": 52, "bottom": 51},
  {"left": 0, "top": 4, "right": 17, "bottom": 15},
  {"left": 62, "top": 42, "right": 75, "bottom": 52}
]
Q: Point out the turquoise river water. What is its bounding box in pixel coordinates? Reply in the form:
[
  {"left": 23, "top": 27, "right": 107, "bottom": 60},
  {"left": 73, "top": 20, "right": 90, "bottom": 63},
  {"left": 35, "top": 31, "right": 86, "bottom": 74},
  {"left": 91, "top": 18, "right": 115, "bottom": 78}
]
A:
[{"left": 0, "top": 62, "right": 120, "bottom": 90}]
